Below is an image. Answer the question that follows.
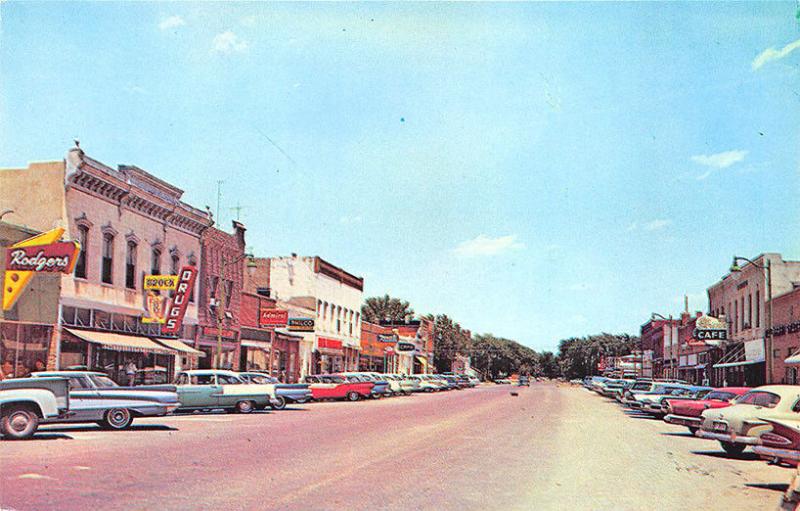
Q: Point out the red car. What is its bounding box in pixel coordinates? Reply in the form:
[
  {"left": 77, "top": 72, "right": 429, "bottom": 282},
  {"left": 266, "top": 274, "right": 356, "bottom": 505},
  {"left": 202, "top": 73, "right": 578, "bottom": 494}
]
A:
[
  {"left": 753, "top": 418, "right": 800, "bottom": 467},
  {"left": 303, "top": 374, "right": 374, "bottom": 402},
  {"left": 663, "top": 387, "right": 750, "bottom": 434}
]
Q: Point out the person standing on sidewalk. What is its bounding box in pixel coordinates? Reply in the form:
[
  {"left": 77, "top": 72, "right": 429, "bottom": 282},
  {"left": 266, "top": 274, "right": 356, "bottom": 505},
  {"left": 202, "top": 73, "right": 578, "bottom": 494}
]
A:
[{"left": 125, "top": 360, "right": 137, "bottom": 386}]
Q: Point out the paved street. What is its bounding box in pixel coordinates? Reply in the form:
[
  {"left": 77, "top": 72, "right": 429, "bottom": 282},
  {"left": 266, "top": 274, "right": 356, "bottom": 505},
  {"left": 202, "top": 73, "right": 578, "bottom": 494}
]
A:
[{"left": 0, "top": 383, "right": 791, "bottom": 511}]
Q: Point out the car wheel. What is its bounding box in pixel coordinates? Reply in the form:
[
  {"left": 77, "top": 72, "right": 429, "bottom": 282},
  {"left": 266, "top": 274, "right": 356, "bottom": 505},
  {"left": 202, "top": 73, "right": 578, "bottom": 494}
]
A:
[
  {"left": 688, "top": 427, "right": 699, "bottom": 435},
  {"left": 424, "top": 387, "right": 433, "bottom": 393},
  {"left": 236, "top": 400, "right": 255, "bottom": 414},
  {"left": 0, "top": 405, "right": 39, "bottom": 440},
  {"left": 100, "top": 408, "right": 133, "bottom": 430},
  {"left": 295, "top": 398, "right": 308, "bottom": 404},
  {"left": 271, "top": 396, "right": 287, "bottom": 410},
  {"left": 346, "top": 391, "right": 359, "bottom": 402},
  {"left": 720, "top": 441, "right": 746, "bottom": 455}
]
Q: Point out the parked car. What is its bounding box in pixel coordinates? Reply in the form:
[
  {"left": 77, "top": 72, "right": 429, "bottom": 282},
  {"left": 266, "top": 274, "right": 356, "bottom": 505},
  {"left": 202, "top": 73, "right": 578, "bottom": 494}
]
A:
[
  {"left": 134, "top": 367, "right": 169, "bottom": 385},
  {"left": 303, "top": 374, "right": 374, "bottom": 401},
  {"left": 495, "top": 378, "right": 513, "bottom": 385},
  {"left": 406, "top": 375, "right": 442, "bottom": 392},
  {"left": 752, "top": 417, "right": 800, "bottom": 466},
  {"left": 467, "top": 375, "right": 481, "bottom": 387},
  {"left": 663, "top": 387, "right": 750, "bottom": 433},
  {"left": 0, "top": 377, "right": 71, "bottom": 440},
  {"left": 238, "top": 372, "right": 312, "bottom": 410},
  {"left": 697, "top": 385, "right": 800, "bottom": 455},
  {"left": 171, "top": 370, "right": 278, "bottom": 413},
  {"left": 33, "top": 371, "right": 180, "bottom": 429},
  {"left": 340, "top": 372, "right": 390, "bottom": 398},
  {"left": 623, "top": 383, "right": 695, "bottom": 411},
  {"left": 639, "top": 385, "right": 713, "bottom": 417}
]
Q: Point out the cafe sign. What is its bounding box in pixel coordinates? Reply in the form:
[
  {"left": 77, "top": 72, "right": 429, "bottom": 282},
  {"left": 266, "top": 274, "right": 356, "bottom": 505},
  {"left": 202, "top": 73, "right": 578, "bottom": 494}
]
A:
[
  {"left": 693, "top": 314, "right": 728, "bottom": 342},
  {"left": 395, "top": 341, "right": 416, "bottom": 353},
  {"left": 3, "top": 227, "right": 80, "bottom": 310}
]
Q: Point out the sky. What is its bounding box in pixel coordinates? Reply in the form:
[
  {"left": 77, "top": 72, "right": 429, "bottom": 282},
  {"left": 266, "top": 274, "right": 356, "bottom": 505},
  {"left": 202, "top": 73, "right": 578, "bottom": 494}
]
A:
[{"left": 1, "top": 2, "right": 799, "bottom": 352}]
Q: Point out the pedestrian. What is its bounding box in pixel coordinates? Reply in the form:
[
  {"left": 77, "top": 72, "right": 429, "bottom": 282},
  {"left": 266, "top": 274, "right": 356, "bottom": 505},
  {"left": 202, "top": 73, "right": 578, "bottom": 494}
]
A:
[
  {"left": 34, "top": 359, "right": 46, "bottom": 372},
  {"left": 125, "top": 360, "right": 137, "bottom": 386}
]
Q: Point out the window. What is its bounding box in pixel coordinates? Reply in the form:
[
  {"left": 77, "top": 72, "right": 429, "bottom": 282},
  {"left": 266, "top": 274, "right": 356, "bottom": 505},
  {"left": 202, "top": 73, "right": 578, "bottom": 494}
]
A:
[
  {"left": 190, "top": 374, "right": 215, "bottom": 385},
  {"left": 738, "top": 391, "right": 780, "bottom": 408},
  {"left": 125, "top": 241, "right": 137, "bottom": 289},
  {"left": 756, "top": 289, "right": 760, "bottom": 328},
  {"left": 75, "top": 225, "right": 88, "bottom": 279},
  {"left": 747, "top": 293, "right": 752, "bottom": 328},
  {"left": 151, "top": 248, "right": 162, "bottom": 275},
  {"left": 171, "top": 254, "right": 180, "bottom": 275},
  {"left": 224, "top": 280, "right": 233, "bottom": 308},
  {"left": 734, "top": 300, "right": 738, "bottom": 333},
  {"left": 100, "top": 233, "right": 114, "bottom": 284}
]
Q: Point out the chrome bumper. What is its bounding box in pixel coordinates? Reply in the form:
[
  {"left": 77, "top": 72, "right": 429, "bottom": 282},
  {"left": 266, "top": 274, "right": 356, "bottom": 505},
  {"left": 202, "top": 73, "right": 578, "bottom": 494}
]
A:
[
  {"left": 753, "top": 445, "right": 800, "bottom": 461},
  {"left": 696, "top": 430, "right": 760, "bottom": 445},
  {"left": 664, "top": 414, "right": 701, "bottom": 427}
]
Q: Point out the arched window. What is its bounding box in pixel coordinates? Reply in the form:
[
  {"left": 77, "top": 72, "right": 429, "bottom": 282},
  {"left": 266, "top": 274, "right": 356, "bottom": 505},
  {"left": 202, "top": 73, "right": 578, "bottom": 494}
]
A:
[
  {"left": 171, "top": 253, "right": 180, "bottom": 275},
  {"left": 125, "top": 240, "right": 137, "bottom": 289},
  {"left": 75, "top": 225, "right": 89, "bottom": 279},
  {"left": 101, "top": 233, "right": 114, "bottom": 284},
  {"left": 151, "top": 248, "right": 162, "bottom": 276}
]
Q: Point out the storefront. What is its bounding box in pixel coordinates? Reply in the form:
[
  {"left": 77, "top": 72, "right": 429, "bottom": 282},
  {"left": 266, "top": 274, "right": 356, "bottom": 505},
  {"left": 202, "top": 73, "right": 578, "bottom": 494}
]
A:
[
  {"left": 314, "top": 337, "right": 345, "bottom": 374},
  {"left": 61, "top": 328, "right": 181, "bottom": 385},
  {"left": 713, "top": 340, "right": 765, "bottom": 387},
  {"left": 0, "top": 320, "right": 55, "bottom": 378},
  {"left": 196, "top": 326, "right": 239, "bottom": 370}
]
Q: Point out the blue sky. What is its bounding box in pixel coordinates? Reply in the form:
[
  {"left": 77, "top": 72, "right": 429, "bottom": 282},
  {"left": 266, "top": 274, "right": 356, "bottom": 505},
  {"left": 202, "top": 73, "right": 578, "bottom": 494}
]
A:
[{"left": 1, "top": 2, "right": 799, "bottom": 352}]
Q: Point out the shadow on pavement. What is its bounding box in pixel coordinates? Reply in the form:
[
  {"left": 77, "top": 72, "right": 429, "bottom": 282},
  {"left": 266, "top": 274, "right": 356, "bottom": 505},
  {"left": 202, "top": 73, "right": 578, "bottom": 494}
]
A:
[
  {"left": 41, "top": 424, "right": 178, "bottom": 433},
  {"left": 28, "top": 433, "right": 74, "bottom": 440},
  {"left": 745, "top": 483, "right": 789, "bottom": 493},
  {"left": 660, "top": 432, "right": 699, "bottom": 438},
  {"left": 691, "top": 450, "right": 761, "bottom": 461}
]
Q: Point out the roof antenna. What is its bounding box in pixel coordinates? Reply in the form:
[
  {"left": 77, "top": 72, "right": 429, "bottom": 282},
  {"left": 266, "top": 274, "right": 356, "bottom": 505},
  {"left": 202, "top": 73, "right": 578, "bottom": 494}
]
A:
[{"left": 684, "top": 294, "right": 689, "bottom": 313}]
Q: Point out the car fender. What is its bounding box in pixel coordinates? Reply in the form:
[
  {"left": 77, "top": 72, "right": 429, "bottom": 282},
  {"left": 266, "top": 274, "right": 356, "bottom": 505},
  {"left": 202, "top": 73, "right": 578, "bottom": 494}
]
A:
[{"left": 0, "top": 388, "right": 59, "bottom": 418}]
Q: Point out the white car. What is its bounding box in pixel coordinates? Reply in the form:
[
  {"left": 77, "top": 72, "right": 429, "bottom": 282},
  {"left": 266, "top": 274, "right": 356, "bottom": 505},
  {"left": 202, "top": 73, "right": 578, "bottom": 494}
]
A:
[
  {"left": 407, "top": 375, "right": 442, "bottom": 392},
  {"left": 0, "top": 377, "right": 71, "bottom": 440}
]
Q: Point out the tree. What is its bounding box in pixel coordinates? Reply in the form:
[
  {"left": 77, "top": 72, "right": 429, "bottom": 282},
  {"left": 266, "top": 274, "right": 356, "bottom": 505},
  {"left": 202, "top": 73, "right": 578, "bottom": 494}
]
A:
[
  {"left": 556, "top": 333, "right": 639, "bottom": 380},
  {"left": 361, "top": 294, "right": 415, "bottom": 323}
]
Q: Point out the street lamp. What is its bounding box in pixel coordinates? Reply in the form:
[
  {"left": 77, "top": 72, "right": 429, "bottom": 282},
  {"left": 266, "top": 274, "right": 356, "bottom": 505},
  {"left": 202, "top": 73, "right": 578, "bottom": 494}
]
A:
[
  {"left": 214, "top": 252, "right": 255, "bottom": 369},
  {"left": 730, "top": 256, "right": 772, "bottom": 383}
]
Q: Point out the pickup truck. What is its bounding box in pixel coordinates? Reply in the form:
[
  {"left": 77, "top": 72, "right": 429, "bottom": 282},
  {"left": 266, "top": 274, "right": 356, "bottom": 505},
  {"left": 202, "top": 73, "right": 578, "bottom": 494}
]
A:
[{"left": 0, "top": 377, "right": 70, "bottom": 440}]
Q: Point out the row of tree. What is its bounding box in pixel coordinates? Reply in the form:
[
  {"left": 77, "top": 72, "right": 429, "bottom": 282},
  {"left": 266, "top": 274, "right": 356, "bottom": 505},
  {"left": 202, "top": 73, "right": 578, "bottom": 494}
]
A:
[{"left": 361, "top": 295, "right": 639, "bottom": 379}]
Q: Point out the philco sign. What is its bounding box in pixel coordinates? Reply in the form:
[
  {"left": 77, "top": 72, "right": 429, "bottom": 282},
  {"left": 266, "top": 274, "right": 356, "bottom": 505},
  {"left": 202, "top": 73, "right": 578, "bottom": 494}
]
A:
[
  {"left": 3, "top": 227, "right": 80, "bottom": 310},
  {"left": 288, "top": 318, "right": 314, "bottom": 332}
]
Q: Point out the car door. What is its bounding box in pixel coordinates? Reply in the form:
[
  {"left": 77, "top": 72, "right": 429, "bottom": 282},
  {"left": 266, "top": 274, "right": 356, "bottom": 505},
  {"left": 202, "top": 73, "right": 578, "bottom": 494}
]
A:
[
  {"left": 215, "top": 374, "right": 240, "bottom": 408},
  {"left": 63, "top": 375, "right": 104, "bottom": 421},
  {"left": 179, "top": 373, "right": 218, "bottom": 408}
]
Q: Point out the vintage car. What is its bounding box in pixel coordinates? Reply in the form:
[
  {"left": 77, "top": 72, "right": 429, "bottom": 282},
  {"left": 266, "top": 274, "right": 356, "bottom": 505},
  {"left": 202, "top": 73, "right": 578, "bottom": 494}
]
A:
[
  {"left": 339, "top": 372, "right": 390, "bottom": 398},
  {"left": 238, "top": 372, "right": 312, "bottom": 409},
  {"left": 378, "top": 374, "right": 418, "bottom": 395},
  {"left": 697, "top": 385, "right": 800, "bottom": 455},
  {"left": 639, "top": 385, "right": 713, "bottom": 416},
  {"left": 623, "top": 383, "right": 692, "bottom": 410},
  {"left": 303, "top": 374, "right": 374, "bottom": 401},
  {"left": 664, "top": 387, "right": 750, "bottom": 433},
  {"left": 0, "top": 377, "right": 71, "bottom": 440},
  {"left": 33, "top": 371, "right": 180, "bottom": 429},
  {"left": 171, "top": 370, "right": 278, "bottom": 413},
  {"left": 752, "top": 417, "right": 800, "bottom": 466},
  {"left": 406, "top": 374, "right": 442, "bottom": 392}
]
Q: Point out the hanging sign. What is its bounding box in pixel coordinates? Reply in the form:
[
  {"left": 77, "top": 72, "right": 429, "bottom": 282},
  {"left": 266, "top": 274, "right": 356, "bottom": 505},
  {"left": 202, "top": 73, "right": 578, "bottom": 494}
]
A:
[
  {"left": 3, "top": 227, "right": 80, "bottom": 310},
  {"left": 288, "top": 317, "right": 314, "bottom": 332},
  {"left": 161, "top": 266, "right": 198, "bottom": 334},
  {"left": 142, "top": 291, "right": 168, "bottom": 324},
  {"left": 260, "top": 308, "right": 288, "bottom": 327},
  {"left": 144, "top": 274, "right": 179, "bottom": 290},
  {"left": 396, "top": 341, "right": 416, "bottom": 353}
]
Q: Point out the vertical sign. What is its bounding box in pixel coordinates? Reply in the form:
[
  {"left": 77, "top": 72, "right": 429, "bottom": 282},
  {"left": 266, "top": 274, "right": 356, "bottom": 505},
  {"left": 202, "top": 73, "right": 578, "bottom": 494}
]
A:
[{"left": 161, "top": 266, "right": 198, "bottom": 334}]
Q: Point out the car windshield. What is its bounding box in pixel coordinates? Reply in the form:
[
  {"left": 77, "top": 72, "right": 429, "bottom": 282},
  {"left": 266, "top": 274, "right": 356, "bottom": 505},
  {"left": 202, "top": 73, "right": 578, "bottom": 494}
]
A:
[
  {"left": 707, "top": 391, "right": 737, "bottom": 401},
  {"left": 90, "top": 375, "right": 118, "bottom": 388},
  {"left": 321, "top": 376, "right": 345, "bottom": 384},
  {"left": 737, "top": 391, "right": 781, "bottom": 408},
  {"left": 632, "top": 382, "right": 651, "bottom": 391}
]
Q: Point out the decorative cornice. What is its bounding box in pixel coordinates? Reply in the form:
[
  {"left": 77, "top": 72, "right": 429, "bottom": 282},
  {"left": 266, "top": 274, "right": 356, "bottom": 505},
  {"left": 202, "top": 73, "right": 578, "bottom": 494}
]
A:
[
  {"left": 100, "top": 222, "right": 118, "bottom": 238},
  {"left": 74, "top": 213, "right": 93, "bottom": 230},
  {"left": 125, "top": 231, "right": 140, "bottom": 245}
]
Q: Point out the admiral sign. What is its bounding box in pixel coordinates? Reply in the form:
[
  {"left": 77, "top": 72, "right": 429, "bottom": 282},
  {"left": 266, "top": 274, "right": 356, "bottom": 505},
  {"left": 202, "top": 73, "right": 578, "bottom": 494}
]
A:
[
  {"left": 259, "top": 309, "right": 288, "bottom": 327},
  {"left": 288, "top": 318, "right": 314, "bottom": 332},
  {"left": 377, "top": 334, "right": 398, "bottom": 343}
]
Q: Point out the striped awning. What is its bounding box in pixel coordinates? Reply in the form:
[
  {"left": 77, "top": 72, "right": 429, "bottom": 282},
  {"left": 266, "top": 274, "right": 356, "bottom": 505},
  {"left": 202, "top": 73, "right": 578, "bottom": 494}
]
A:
[
  {"left": 65, "top": 328, "right": 176, "bottom": 355},
  {"left": 152, "top": 338, "right": 205, "bottom": 357}
]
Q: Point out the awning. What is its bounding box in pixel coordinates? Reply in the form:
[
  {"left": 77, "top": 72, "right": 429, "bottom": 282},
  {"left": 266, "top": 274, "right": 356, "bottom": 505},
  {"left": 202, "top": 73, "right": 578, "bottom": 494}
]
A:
[
  {"left": 152, "top": 338, "right": 205, "bottom": 357},
  {"left": 712, "top": 359, "right": 764, "bottom": 369},
  {"left": 416, "top": 356, "right": 428, "bottom": 369},
  {"left": 785, "top": 351, "right": 800, "bottom": 365},
  {"left": 274, "top": 328, "right": 305, "bottom": 339},
  {"left": 65, "top": 328, "right": 176, "bottom": 355},
  {"left": 241, "top": 339, "right": 271, "bottom": 350}
]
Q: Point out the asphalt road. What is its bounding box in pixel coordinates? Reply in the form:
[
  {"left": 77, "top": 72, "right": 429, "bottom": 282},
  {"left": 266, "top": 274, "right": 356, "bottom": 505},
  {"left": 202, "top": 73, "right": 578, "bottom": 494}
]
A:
[{"left": 0, "top": 383, "right": 792, "bottom": 510}]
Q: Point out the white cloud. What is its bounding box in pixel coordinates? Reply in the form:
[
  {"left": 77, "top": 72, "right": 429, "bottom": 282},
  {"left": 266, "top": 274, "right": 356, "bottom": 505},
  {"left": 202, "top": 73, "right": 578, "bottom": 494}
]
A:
[
  {"left": 696, "top": 169, "right": 713, "bottom": 181},
  {"left": 568, "top": 283, "right": 591, "bottom": 292},
  {"left": 690, "top": 150, "right": 748, "bottom": 169},
  {"left": 211, "top": 31, "right": 249, "bottom": 54},
  {"left": 159, "top": 15, "right": 185, "bottom": 31},
  {"left": 339, "top": 215, "right": 362, "bottom": 225},
  {"left": 643, "top": 219, "right": 671, "bottom": 231},
  {"left": 123, "top": 85, "right": 148, "bottom": 95},
  {"left": 752, "top": 38, "right": 800, "bottom": 71},
  {"left": 241, "top": 16, "right": 257, "bottom": 27},
  {"left": 454, "top": 234, "right": 524, "bottom": 257},
  {"left": 626, "top": 222, "right": 638, "bottom": 232}
]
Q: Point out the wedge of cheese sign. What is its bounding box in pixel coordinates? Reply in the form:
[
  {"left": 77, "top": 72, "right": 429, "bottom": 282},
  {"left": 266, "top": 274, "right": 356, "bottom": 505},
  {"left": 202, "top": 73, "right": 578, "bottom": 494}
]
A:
[{"left": 3, "top": 227, "right": 70, "bottom": 310}]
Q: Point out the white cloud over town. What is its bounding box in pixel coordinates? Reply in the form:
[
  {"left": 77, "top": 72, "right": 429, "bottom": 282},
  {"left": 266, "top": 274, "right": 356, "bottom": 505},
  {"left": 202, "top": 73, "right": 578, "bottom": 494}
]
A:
[
  {"left": 454, "top": 234, "right": 524, "bottom": 257},
  {"left": 752, "top": 37, "right": 800, "bottom": 71},
  {"left": 158, "top": 15, "right": 185, "bottom": 31},
  {"left": 211, "top": 31, "right": 249, "bottom": 54},
  {"left": 690, "top": 150, "right": 747, "bottom": 169}
]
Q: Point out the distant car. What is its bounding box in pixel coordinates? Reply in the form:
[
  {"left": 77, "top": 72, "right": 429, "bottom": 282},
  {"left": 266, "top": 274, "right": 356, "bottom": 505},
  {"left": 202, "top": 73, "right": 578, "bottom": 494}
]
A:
[
  {"left": 623, "top": 383, "right": 694, "bottom": 410},
  {"left": 406, "top": 375, "right": 442, "bottom": 392},
  {"left": 32, "top": 371, "right": 179, "bottom": 429},
  {"left": 518, "top": 376, "right": 531, "bottom": 387},
  {"left": 303, "top": 374, "right": 374, "bottom": 401},
  {"left": 495, "top": 379, "right": 512, "bottom": 385},
  {"left": 238, "top": 372, "right": 312, "bottom": 410},
  {"left": 339, "top": 373, "right": 390, "bottom": 398},
  {"left": 171, "top": 370, "right": 278, "bottom": 413},
  {"left": 467, "top": 376, "right": 481, "bottom": 386},
  {"left": 697, "top": 386, "right": 800, "bottom": 455},
  {"left": 663, "top": 387, "right": 750, "bottom": 433},
  {"left": 0, "top": 377, "right": 71, "bottom": 440},
  {"left": 639, "top": 386, "right": 713, "bottom": 417}
]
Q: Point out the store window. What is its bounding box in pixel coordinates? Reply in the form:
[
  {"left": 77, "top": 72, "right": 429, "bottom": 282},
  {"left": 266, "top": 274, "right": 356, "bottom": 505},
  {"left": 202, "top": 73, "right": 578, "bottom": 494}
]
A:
[
  {"left": 101, "top": 232, "right": 114, "bottom": 284},
  {"left": 126, "top": 241, "right": 137, "bottom": 289},
  {"left": 75, "top": 225, "right": 88, "bottom": 279}
]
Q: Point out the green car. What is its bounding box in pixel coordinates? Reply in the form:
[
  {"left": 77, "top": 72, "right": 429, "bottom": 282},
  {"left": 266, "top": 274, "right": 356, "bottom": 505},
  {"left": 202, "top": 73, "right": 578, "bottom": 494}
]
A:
[{"left": 172, "top": 370, "right": 279, "bottom": 414}]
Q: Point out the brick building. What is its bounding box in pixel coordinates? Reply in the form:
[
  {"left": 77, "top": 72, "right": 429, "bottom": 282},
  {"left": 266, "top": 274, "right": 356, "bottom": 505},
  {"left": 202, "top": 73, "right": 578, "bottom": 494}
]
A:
[
  {"left": 239, "top": 291, "right": 302, "bottom": 382},
  {"left": 676, "top": 312, "right": 723, "bottom": 385},
  {"left": 359, "top": 321, "right": 396, "bottom": 372},
  {"left": 640, "top": 318, "right": 679, "bottom": 379},
  {"left": 767, "top": 287, "right": 800, "bottom": 384},
  {"left": 196, "top": 222, "right": 247, "bottom": 369}
]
